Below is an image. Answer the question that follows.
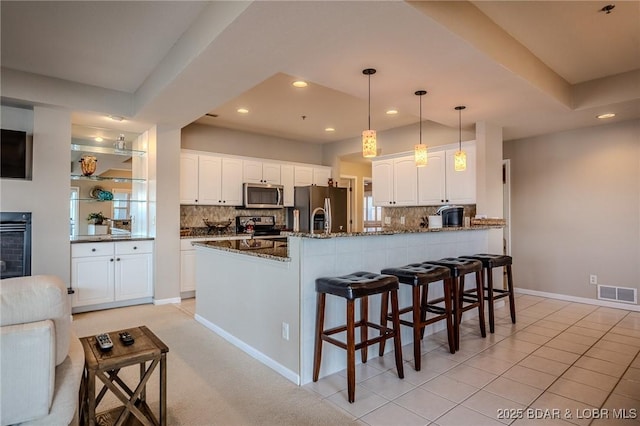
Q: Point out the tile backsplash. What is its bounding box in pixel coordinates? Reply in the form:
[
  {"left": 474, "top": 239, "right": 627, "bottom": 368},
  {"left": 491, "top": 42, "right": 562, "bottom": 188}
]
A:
[
  {"left": 180, "top": 205, "right": 287, "bottom": 229},
  {"left": 381, "top": 205, "right": 476, "bottom": 229}
]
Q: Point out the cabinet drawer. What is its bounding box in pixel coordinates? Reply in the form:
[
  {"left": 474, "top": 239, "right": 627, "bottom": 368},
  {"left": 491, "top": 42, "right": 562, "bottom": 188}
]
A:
[
  {"left": 115, "top": 240, "right": 153, "bottom": 255},
  {"left": 72, "top": 242, "right": 114, "bottom": 258}
]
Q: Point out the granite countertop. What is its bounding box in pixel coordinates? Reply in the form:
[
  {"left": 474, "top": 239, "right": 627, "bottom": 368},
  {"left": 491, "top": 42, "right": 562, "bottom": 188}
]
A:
[
  {"left": 282, "top": 224, "right": 504, "bottom": 239},
  {"left": 193, "top": 238, "right": 289, "bottom": 262},
  {"left": 70, "top": 235, "right": 154, "bottom": 243}
]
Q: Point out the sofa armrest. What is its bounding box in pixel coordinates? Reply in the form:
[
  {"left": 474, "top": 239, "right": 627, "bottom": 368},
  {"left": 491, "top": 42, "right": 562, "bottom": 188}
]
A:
[{"left": 0, "top": 320, "right": 55, "bottom": 426}]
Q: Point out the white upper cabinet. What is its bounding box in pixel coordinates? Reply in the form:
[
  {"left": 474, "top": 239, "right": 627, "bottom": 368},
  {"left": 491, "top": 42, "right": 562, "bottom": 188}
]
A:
[
  {"left": 243, "top": 160, "right": 281, "bottom": 184},
  {"left": 312, "top": 167, "right": 331, "bottom": 187},
  {"left": 418, "top": 142, "right": 476, "bottom": 205},
  {"left": 180, "top": 153, "right": 243, "bottom": 206},
  {"left": 372, "top": 155, "right": 418, "bottom": 206},
  {"left": 294, "top": 166, "right": 313, "bottom": 187},
  {"left": 280, "top": 164, "right": 294, "bottom": 206}
]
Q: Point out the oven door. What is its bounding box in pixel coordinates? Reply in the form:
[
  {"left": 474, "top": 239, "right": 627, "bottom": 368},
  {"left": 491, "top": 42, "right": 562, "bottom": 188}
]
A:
[{"left": 243, "top": 183, "right": 284, "bottom": 208}]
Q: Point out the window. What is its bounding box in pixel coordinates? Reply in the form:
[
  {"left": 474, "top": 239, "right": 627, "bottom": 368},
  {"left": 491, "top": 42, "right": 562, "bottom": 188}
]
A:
[
  {"left": 363, "top": 194, "right": 381, "bottom": 230},
  {"left": 112, "top": 189, "right": 131, "bottom": 220}
]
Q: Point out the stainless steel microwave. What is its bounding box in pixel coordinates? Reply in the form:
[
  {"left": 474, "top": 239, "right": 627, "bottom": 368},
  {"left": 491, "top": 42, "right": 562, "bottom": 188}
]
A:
[{"left": 243, "top": 183, "right": 284, "bottom": 209}]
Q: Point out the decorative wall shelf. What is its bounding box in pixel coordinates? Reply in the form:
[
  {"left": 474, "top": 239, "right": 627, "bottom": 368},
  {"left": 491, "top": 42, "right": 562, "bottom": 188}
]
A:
[
  {"left": 71, "top": 143, "right": 146, "bottom": 157},
  {"left": 70, "top": 175, "right": 146, "bottom": 183}
]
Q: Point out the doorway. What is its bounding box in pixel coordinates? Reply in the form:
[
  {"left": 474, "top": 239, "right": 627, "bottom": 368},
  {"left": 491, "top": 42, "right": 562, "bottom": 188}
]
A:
[{"left": 338, "top": 176, "right": 356, "bottom": 233}]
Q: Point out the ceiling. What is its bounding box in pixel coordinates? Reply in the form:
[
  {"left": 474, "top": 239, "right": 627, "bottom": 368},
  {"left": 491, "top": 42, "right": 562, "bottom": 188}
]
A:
[{"left": 2, "top": 1, "right": 639, "bottom": 145}]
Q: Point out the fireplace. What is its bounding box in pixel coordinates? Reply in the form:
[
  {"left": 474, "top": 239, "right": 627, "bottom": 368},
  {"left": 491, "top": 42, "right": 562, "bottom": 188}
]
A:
[{"left": 0, "top": 212, "right": 32, "bottom": 279}]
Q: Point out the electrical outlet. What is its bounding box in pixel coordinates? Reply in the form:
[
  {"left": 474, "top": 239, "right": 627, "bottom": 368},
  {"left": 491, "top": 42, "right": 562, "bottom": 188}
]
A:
[
  {"left": 281, "top": 322, "right": 289, "bottom": 341},
  {"left": 590, "top": 274, "right": 598, "bottom": 285},
  {"left": 384, "top": 217, "right": 391, "bottom": 225},
  {"left": 400, "top": 216, "right": 405, "bottom": 225}
]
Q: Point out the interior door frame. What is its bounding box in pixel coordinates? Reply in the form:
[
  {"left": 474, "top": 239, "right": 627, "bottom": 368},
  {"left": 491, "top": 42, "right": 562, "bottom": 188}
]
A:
[
  {"left": 502, "top": 159, "right": 512, "bottom": 256},
  {"left": 338, "top": 175, "right": 357, "bottom": 233}
]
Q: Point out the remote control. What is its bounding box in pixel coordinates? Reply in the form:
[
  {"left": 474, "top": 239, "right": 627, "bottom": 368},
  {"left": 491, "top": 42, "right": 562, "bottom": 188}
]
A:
[
  {"left": 119, "top": 331, "right": 135, "bottom": 346},
  {"left": 95, "top": 333, "right": 113, "bottom": 351}
]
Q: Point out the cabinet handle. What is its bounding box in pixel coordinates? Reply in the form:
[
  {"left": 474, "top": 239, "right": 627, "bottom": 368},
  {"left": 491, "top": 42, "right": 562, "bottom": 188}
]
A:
[
  {"left": 133, "top": 246, "right": 137, "bottom": 250},
  {"left": 92, "top": 248, "right": 96, "bottom": 252},
  {"left": 110, "top": 258, "right": 114, "bottom": 262},
  {"left": 116, "top": 258, "right": 121, "bottom": 261}
]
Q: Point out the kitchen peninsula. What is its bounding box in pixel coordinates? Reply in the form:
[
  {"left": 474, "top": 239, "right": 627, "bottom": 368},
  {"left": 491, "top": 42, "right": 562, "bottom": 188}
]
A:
[{"left": 193, "top": 226, "right": 502, "bottom": 385}]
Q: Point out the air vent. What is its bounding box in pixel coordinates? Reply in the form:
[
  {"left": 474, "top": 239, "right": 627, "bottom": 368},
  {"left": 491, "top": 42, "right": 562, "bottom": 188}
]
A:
[{"left": 598, "top": 285, "right": 637, "bottom": 304}]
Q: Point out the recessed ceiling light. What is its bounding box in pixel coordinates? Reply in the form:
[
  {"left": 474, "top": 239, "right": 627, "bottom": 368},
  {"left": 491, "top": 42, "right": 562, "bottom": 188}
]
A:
[
  {"left": 94, "top": 137, "right": 103, "bottom": 142},
  {"left": 597, "top": 113, "right": 615, "bottom": 119},
  {"left": 292, "top": 80, "right": 308, "bottom": 88},
  {"left": 237, "top": 108, "right": 249, "bottom": 114},
  {"left": 325, "top": 127, "right": 335, "bottom": 132},
  {"left": 108, "top": 115, "right": 124, "bottom": 122},
  {"left": 386, "top": 109, "right": 398, "bottom": 115}
]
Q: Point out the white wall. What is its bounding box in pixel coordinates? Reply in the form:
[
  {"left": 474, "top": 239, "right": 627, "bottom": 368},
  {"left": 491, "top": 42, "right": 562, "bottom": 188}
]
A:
[
  {"left": 1, "top": 106, "right": 72, "bottom": 282},
  {"left": 181, "top": 123, "right": 324, "bottom": 164},
  {"left": 503, "top": 120, "right": 640, "bottom": 301}
]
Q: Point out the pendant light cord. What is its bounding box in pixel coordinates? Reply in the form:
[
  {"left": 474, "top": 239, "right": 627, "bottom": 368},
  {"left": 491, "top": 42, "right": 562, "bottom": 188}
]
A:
[
  {"left": 419, "top": 95, "right": 422, "bottom": 144},
  {"left": 368, "top": 74, "right": 371, "bottom": 130},
  {"left": 458, "top": 108, "right": 461, "bottom": 150}
]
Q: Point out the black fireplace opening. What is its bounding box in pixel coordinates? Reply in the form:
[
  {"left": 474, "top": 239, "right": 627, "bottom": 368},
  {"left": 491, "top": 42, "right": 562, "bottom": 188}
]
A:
[{"left": 0, "top": 212, "right": 32, "bottom": 279}]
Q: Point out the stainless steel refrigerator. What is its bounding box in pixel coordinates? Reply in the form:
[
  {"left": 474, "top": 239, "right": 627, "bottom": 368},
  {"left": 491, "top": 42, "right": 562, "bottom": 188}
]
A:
[{"left": 293, "top": 186, "right": 348, "bottom": 233}]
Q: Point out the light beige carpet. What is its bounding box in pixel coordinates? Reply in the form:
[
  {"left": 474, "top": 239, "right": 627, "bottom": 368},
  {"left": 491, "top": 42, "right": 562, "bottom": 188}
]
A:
[{"left": 72, "top": 301, "right": 355, "bottom": 426}]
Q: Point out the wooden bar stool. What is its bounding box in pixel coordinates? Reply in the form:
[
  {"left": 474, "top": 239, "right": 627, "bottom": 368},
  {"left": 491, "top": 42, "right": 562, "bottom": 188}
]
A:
[
  {"left": 460, "top": 254, "right": 516, "bottom": 333},
  {"left": 428, "top": 258, "right": 486, "bottom": 351},
  {"left": 312, "top": 271, "right": 404, "bottom": 403},
  {"left": 379, "top": 262, "right": 454, "bottom": 370}
]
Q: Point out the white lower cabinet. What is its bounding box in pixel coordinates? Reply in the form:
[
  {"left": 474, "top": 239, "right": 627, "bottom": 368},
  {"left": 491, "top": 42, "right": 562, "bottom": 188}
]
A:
[
  {"left": 180, "top": 238, "right": 203, "bottom": 293},
  {"left": 71, "top": 240, "right": 153, "bottom": 308}
]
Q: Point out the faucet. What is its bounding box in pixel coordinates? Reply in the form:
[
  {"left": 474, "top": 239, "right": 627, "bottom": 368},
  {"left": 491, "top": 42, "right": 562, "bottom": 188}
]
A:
[{"left": 310, "top": 207, "right": 326, "bottom": 235}]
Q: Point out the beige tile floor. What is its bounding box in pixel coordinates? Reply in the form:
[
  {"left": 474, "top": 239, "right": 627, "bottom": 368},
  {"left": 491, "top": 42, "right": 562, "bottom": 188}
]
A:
[{"left": 303, "top": 294, "right": 640, "bottom": 425}]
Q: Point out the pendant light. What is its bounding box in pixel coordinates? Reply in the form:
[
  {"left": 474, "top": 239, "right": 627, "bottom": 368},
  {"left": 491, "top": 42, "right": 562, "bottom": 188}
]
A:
[
  {"left": 362, "top": 68, "right": 377, "bottom": 158},
  {"left": 454, "top": 106, "right": 467, "bottom": 172},
  {"left": 414, "top": 90, "right": 428, "bottom": 167}
]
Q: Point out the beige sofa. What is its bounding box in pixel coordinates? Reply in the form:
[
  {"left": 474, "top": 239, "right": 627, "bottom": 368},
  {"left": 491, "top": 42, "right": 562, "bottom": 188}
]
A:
[{"left": 1, "top": 275, "right": 84, "bottom": 426}]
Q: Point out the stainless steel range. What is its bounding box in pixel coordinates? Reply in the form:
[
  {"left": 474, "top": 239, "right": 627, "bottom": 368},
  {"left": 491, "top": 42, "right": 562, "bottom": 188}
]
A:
[{"left": 235, "top": 215, "right": 281, "bottom": 237}]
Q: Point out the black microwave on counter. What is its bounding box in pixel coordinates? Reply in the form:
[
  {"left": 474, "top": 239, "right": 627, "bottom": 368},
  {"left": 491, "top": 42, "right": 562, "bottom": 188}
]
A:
[{"left": 243, "top": 183, "right": 284, "bottom": 209}]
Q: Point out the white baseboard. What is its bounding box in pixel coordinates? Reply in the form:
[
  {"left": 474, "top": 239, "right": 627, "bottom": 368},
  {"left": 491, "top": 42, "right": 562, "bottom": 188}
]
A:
[
  {"left": 195, "top": 314, "right": 300, "bottom": 385},
  {"left": 515, "top": 288, "right": 640, "bottom": 312},
  {"left": 153, "top": 297, "right": 182, "bottom": 305}
]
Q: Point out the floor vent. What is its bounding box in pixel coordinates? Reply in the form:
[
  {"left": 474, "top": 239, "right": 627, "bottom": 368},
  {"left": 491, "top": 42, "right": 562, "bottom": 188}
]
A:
[{"left": 597, "top": 285, "right": 637, "bottom": 304}]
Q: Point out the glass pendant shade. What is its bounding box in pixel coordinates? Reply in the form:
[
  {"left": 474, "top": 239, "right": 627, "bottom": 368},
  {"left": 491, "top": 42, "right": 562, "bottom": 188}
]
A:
[
  {"left": 454, "top": 105, "right": 466, "bottom": 172},
  {"left": 414, "top": 144, "right": 427, "bottom": 167},
  {"left": 362, "top": 130, "right": 377, "bottom": 158},
  {"left": 454, "top": 150, "right": 467, "bottom": 171},
  {"left": 362, "top": 68, "right": 377, "bottom": 158}
]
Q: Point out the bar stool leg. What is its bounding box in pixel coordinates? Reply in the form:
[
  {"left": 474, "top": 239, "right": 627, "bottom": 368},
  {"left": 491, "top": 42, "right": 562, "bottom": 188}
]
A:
[
  {"left": 378, "top": 292, "right": 389, "bottom": 357},
  {"left": 313, "top": 293, "right": 326, "bottom": 382},
  {"left": 443, "top": 278, "right": 455, "bottom": 354},
  {"left": 412, "top": 285, "right": 422, "bottom": 370},
  {"left": 346, "top": 299, "right": 356, "bottom": 403},
  {"left": 361, "top": 296, "right": 368, "bottom": 363},
  {"left": 476, "top": 270, "right": 487, "bottom": 337},
  {"left": 452, "top": 276, "right": 460, "bottom": 351},
  {"left": 419, "top": 285, "right": 428, "bottom": 340},
  {"left": 507, "top": 264, "right": 516, "bottom": 324},
  {"left": 486, "top": 266, "right": 496, "bottom": 333},
  {"left": 390, "top": 289, "right": 404, "bottom": 379}
]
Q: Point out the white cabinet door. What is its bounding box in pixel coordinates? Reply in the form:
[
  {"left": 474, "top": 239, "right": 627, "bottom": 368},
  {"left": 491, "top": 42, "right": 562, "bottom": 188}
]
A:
[
  {"left": 262, "top": 162, "right": 281, "bottom": 184},
  {"left": 313, "top": 167, "right": 331, "bottom": 186},
  {"left": 71, "top": 255, "right": 114, "bottom": 307},
  {"left": 180, "top": 153, "right": 199, "bottom": 204},
  {"left": 392, "top": 156, "right": 418, "bottom": 206},
  {"left": 372, "top": 159, "right": 394, "bottom": 206},
  {"left": 114, "top": 252, "right": 153, "bottom": 301},
  {"left": 445, "top": 144, "right": 476, "bottom": 204},
  {"left": 280, "top": 164, "right": 294, "bottom": 207},
  {"left": 198, "top": 155, "right": 222, "bottom": 205},
  {"left": 294, "top": 166, "right": 313, "bottom": 186},
  {"left": 418, "top": 150, "right": 446, "bottom": 205},
  {"left": 180, "top": 249, "right": 197, "bottom": 293},
  {"left": 221, "top": 157, "right": 243, "bottom": 205},
  {"left": 243, "top": 160, "right": 263, "bottom": 184}
]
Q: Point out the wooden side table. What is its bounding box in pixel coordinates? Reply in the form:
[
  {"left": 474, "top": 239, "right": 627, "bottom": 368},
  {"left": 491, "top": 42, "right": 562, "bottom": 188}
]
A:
[{"left": 79, "top": 326, "right": 169, "bottom": 426}]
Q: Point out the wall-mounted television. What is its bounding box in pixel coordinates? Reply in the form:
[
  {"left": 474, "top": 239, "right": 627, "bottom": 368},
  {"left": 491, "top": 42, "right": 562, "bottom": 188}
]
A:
[{"left": 1, "top": 129, "right": 32, "bottom": 179}]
